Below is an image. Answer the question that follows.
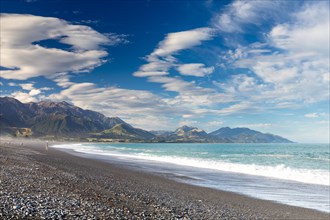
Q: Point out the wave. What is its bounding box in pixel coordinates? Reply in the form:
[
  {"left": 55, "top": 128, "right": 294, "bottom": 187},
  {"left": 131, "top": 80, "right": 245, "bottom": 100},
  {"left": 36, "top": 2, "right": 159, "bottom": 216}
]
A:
[
  {"left": 253, "top": 154, "right": 293, "bottom": 158},
  {"left": 52, "top": 144, "right": 329, "bottom": 186}
]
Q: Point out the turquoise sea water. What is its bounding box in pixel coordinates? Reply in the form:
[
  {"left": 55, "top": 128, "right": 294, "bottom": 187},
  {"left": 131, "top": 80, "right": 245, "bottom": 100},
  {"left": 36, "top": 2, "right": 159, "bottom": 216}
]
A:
[{"left": 53, "top": 143, "right": 330, "bottom": 212}]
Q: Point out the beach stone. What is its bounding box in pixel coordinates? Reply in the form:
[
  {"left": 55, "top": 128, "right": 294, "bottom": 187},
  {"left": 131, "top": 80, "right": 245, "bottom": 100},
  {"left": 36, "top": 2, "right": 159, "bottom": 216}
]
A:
[{"left": 1, "top": 142, "right": 329, "bottom": 220}]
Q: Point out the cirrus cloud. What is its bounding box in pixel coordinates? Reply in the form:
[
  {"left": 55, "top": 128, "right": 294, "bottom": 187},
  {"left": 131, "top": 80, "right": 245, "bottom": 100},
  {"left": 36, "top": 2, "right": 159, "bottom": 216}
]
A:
[
  {"left": 212, "top": 0, "right": 285, "bottom": 33},
  {"left": 134, "top": 27, "right": 214, "bottom": 78}
]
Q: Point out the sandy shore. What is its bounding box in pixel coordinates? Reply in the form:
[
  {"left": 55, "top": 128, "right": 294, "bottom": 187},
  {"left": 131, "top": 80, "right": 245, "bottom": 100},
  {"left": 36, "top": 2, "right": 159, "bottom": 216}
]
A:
[{"left": 0, "top": 141, "right": 329, "bottom": 219}]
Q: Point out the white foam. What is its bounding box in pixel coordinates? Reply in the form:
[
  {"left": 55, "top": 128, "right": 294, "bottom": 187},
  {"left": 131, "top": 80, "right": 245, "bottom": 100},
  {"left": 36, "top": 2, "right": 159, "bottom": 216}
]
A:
[
  {"left": 133, "top": 155, "right": 329, "bottom": 186},
  {"left": 52, "top": 144, "right": 330, "bottom": 186}
]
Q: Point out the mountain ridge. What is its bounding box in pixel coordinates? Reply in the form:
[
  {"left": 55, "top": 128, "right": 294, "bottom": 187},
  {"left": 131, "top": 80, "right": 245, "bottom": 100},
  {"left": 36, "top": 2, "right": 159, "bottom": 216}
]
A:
[
  {"left": 209, "top": 127, "right": 292, "bottom": 143},
  {"left": 0, "top": 97, "right": 292, "bottom": 143},
  {"left": 0, "top": 97, "right": 151, "bottom": 140}
]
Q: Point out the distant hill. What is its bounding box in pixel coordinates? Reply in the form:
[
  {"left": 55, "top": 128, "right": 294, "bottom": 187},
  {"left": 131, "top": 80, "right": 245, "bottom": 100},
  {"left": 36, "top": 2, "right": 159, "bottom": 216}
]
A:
[
  {"left": 0, "top": 97, "right": 292, "bottom": 143},
  {"left": 153, "top": 125, "right": 209, "bottom": 142},
  {"left": 0, "top": 97, "right": 152, "bottom": 140},
  {"left": 174, "top": 125, "right": 208, "bottom": 141},
  {"left": 92, "top": 123, "right": 155, "bottom": 140},
  {"left": 209, "top": 127, "right": 292, "bottom": 143},
  {"left": 152, "top": 125, "right": 291, "bottom": 143}
]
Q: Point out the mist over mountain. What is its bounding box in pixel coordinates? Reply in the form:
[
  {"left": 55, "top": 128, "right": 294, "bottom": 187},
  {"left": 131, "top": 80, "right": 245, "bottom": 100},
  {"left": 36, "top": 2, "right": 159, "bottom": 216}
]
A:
[{"left": 0, "top": 97, "right": 292, "bottom": 143}]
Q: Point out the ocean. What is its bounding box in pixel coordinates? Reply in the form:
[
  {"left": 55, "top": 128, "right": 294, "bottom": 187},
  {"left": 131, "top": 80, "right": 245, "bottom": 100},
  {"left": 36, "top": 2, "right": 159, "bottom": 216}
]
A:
[{"left": 53, "top": 143, "right": 330, "bottom": 213}]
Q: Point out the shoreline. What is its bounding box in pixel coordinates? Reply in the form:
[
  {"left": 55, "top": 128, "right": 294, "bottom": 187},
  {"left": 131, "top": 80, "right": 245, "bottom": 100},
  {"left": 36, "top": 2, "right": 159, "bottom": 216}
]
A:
[
  {"left": 53, "top": 142, "right": 330, "bottom": 213},
  {"left": 1, "top": 141, "right": 329, "bottom": 219}
]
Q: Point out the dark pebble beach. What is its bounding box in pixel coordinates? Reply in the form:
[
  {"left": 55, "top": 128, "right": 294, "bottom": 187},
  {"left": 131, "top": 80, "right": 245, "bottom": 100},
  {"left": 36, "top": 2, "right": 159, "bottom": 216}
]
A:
[{"left": 0, "top": 140, "right": 329, "bottom": 220}]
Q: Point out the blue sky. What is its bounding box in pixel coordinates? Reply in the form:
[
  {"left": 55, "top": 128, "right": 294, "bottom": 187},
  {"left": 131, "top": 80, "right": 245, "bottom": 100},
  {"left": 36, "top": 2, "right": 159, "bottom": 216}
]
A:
[{"left": 0, "top": 0, "right": 329, "bottom": 143}]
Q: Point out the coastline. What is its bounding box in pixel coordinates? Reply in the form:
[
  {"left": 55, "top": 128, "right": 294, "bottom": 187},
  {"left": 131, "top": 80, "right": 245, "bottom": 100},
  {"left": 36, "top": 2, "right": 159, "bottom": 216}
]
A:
[{"left": 1, "top": 140, "right": 329, "bottom": 219}]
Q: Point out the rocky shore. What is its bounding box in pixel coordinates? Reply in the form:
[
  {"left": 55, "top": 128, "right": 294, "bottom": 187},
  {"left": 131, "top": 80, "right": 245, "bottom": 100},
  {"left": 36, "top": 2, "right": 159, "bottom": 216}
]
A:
[{"left": 0, "top": 141, "right": 329, "bottom": 219}]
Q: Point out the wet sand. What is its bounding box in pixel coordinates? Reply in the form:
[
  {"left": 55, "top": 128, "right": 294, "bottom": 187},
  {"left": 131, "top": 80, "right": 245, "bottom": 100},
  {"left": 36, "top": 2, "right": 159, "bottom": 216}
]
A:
[{"left": 0, "top": 140, "right": 329, "bottom": 219}]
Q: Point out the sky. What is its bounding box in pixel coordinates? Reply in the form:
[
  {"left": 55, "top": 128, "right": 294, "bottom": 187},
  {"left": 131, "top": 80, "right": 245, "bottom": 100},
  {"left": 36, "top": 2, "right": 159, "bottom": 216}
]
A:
[{"left": 0, "top": 0, "right": 329, "bottom": 143}]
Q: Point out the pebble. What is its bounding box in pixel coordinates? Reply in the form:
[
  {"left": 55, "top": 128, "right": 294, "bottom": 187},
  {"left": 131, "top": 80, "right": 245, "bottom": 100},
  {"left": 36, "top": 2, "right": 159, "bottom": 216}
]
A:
[{"left": 1, "top": 143, "right": 326, "bottom": 220}]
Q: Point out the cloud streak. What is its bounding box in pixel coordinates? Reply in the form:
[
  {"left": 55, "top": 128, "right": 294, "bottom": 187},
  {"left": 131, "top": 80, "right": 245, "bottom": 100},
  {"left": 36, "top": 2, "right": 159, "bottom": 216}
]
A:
[
  {"left": 151, "top": 27, "right": 214, "bottom": 57},
  {"left": 212, "top": 0, "right": 285, "bottom": 33},
  {"left": 177, "top": 63, "right": 214, "bottom": 77},
  {"left": 0, "top": 14, "right": 126, "bottom": 80},
  {"left": 134, "top": 27, "right": 214, "bottom": 78},
  {"left": 133, "top": 27, "right": 223, "bottom": 108}
]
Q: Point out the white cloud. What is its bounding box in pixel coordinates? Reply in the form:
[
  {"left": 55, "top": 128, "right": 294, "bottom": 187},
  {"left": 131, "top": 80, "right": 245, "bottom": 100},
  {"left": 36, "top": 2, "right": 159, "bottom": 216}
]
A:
[
  {"left": 11, "top": 91, "right": 37, "bottom": 102},
  {"left": 40, "top": 87, "right": 53, "bottom": 91},
  {"left": 18, "top": 83, "right": 41, "bottom": 96},
  {"left": 29, "top": 89, "right": 41, "bottom": 96},
  {"left": 126, "top": 115, "right": 177, "bottom": 131},
  {"left": 8, "top": 82, "right": 49, "bottom": 101},
  {"left": 270, "top": 2, "right": 329, "bottom": 57},
  {"left": 214, "top": 74, "right": 265, "bottom": 103},
  {"left": 140, "top": 60, "right": 172, "bottom": 72},
  {"left": 8, "top": 82, "right": 17, "bottom": 87},
  {"left": 53, "top": 75, "right": 75, "bottom": 88},
  {"left": 148, "top": 76, "right": 211, "bottom": 95},
  {"left": 213, "top": 0, "right": 283, "bottom": 33},
  {"left": 207, "top": 121, "right": 224, "bottom": 127},
  {"left": 3, "top": 2, "right": 326, "bottom": 136},
  {"left": 134, "top": 71, "right": 168, "bottom": 77},
  {"left": 237, "top": 123, "right": 272, "bottom": 128},
  {"left": 19, "top": 83, "right": 34, "bottom": 90},
  {"left": 104, "top": 33, "right": 130, "bottom": 46},
  {"left": 151, "top": 27, "right": 214, "bottom": 57},
  {"left": 179, "top": 120, "right": 199, "bottom": 127},
  {"left": 202, "top": 120, "right": 225, "bottom": 132},
  {"left": 1, "top": 45, "right": 107, "bottom": 80},
  {"left": 133, "top": 27, "right": 227, "bottom": 111},
  {"left": 215, "top": 102, "right": 256, "bottom": 115},
  {"left": 304, "top": 113, "right": 319, "bottom": 118},
  {"left": 134, "top": 27, "right": 214, "bottom": 79},
  {"left": 45, "top": 82, "right": 190, "bottom": 131},
  {"left": 251, "top": 60, "right": 298, "bottom": 83},
  {"left": 45, "top": 81, "right": 237, "bottom": 130},
  {"left": 204, "top": 121, "right": 224, "bottom": 131},
  {"left": 220, "top": 1, "right": 330, "bottom": 106},
  {"left": 177, "top": 63, "right": 214, "bottom": 77},
  {"left": 48, "top": 82, "right": 186, "bottom": 118},
  {"left": 0, "top": 14, "right": 126, "bottom": 80}
]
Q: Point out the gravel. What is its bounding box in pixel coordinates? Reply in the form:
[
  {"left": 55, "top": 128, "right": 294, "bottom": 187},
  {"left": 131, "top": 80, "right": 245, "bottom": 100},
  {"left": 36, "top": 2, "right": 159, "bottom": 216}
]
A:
[{"left": 0, "top": 141, "right": 328, "bottom": 220}]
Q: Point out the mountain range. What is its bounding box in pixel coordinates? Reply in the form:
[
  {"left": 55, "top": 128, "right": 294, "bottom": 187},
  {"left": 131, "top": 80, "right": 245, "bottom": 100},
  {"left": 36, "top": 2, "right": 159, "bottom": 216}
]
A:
[{"left": 0, "top": 97, "right": 292, "bottom": 143}]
